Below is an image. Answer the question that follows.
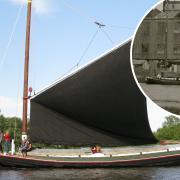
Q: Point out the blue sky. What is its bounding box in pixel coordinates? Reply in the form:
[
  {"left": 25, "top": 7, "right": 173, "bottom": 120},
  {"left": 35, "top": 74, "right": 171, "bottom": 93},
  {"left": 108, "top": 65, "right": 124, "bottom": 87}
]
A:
[{"left": 0, "top": 0, "right": 176, "bottom": 131}]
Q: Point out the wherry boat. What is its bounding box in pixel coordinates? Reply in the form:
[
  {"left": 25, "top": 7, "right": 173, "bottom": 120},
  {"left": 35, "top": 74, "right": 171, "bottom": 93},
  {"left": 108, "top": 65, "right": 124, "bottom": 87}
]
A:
[
  {"left": 145, "top": 76, "right": 180, "bottom": 85},
  {"left": 1, "top": 149, "right": 180, "bottom": 168},
  {"left": 1, "top": 0, "right": 180, "bottom": 168}
]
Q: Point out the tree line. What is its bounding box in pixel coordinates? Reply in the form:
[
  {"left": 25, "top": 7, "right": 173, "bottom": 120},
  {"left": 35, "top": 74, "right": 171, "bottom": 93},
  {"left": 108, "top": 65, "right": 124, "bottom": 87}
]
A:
[
  {"left": 154, "top": 115, "right": 180, "bottom": 140},
  {"left": 0, "top": 114, "right": 22, "bottom": 147}
]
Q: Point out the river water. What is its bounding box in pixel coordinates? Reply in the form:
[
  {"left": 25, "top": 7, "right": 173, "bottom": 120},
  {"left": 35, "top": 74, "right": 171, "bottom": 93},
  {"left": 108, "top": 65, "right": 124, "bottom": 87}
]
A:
[
  {"left": 140, "top": 83, "right": 180, "bottom": 114},
  {"left": 1, "top": 167, "right": 180, "bottom": 180}
]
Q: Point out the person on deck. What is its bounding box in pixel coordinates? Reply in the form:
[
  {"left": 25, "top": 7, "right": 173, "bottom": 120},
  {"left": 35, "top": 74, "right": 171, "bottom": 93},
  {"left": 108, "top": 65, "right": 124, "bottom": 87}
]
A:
[
  {"left": 21, "top": 137, "right": 26, "bottom": 147},
  {"left": 0, "top": 130, "right": 3, "bottom": 153},
  {"left": 21, "top": 139, "right": 32, "bottom": 157},
  {"left": 91, "top": 145, "right": 102, "bottom": 154},
  {"left": 4, "top": 130, "right": 11, "bottom": 154},
  {"left": 91, "top": 145, "right": 97, "bottom": 154},
  {"left": 96, "top": 145, "right": 102, "bottom": 153}
]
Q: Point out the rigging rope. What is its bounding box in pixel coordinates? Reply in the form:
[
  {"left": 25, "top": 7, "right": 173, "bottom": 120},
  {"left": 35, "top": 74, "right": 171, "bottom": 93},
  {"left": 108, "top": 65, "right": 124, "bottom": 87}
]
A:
[
  {"left": 57, "top": 29, "right": 99, "bottom": 78},
  {"left": 108, "top": 25, "right": 134, "bottom": 30},
  {"left": 0, "top": 4, "right": 24, "bottom": 72},
  {"left": 14, "top": 71, "right": 22, "bottom": 140},
  {"left": 76, "top": 29, "right": 99, "bottom": 67},
  {"left": 59, "top": 64, "right": 78, "bottom": 78},
  {"left": 59, "top": 0, "right": 131, "bottom": 76},
  {"left": 55, "top": 29, "right": 99, "bottom": 79},
  {"left": 100, "top": 28, "right": 114, "bottom": 45},
  {"left": 0, "top": 4, "right": 24, "bottom": 139},
  {"left": 61, "top": 0, "right": 96, "bottom": 24}
]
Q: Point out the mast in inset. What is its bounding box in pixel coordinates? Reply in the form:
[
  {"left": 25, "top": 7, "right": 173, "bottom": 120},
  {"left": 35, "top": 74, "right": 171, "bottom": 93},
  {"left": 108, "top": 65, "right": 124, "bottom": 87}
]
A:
[{"left": 165, "top": 0, "right": 169, "bottom": 65}]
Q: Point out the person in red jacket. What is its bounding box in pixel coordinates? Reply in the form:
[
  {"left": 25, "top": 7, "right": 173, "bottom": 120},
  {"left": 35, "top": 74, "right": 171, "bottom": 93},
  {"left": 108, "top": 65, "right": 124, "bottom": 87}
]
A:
[
  {"left": 0, "top": 130, "right": 3, "bottom": 153},
  {"left": 91, "top": 145, "right": 102, "bottom": 154},
  {"left": 91, "top": 145, "right": 97, "bottom": 154},
  {"left": 4, "top": 130, "right": 11, "bottom": 154}
]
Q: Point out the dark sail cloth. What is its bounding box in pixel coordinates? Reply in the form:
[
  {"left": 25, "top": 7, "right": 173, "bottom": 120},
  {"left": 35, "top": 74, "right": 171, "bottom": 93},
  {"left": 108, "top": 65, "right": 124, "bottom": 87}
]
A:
[{"left": 30, "top": 40, "right": 157, "bottom": 146}]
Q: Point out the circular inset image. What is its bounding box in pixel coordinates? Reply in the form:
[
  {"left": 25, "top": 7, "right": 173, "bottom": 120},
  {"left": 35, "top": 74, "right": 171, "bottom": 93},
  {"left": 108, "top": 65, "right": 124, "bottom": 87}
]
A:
[{"left": 131, "top": 0, "right": 180, "bottom": 115}]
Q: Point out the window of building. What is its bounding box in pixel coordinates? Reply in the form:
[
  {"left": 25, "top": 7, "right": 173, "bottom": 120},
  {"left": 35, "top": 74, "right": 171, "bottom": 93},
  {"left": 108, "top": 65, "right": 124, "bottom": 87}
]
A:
[
  {"left": 157, "top": 22, "right": 166, "bottom": 34},
  {"left": 141, "top": 44, "right": 149, "bottom": 54},
  {"left": 156, "top": 44, "right": 165, "bottom": 54},
  {"left": 177, "top": 12, "right": 180, "bottom": 18},
  {"left": 174, "top": 34, "right": 180, "bottom": 44},
  {"left": 174, "top": 44, "right": 180, "bottom": 54},
  {"left": 174, "top": 22, "right": 180, "bottom": 33},
  {"left": 141, "top": 22, "right": 150, "bottom": 36}
]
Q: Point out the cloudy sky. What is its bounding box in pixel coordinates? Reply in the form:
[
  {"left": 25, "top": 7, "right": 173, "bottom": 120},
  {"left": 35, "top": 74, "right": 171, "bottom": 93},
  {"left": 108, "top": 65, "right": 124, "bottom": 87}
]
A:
[
  {"left": 0, "top": 0, "right": 178, "bottom": 131},
  {"left": 8, "top": 0, "right": 54, "bottom": 14}
]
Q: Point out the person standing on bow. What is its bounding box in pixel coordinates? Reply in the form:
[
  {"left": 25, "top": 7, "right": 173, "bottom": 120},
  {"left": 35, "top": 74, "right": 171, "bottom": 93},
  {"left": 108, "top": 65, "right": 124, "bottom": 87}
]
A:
[
  {"left": 0, "top": 130, "right": 3, "bottom": 153},
  {"left": 4, "top": 130, "right": 11, "bottom": 155}
]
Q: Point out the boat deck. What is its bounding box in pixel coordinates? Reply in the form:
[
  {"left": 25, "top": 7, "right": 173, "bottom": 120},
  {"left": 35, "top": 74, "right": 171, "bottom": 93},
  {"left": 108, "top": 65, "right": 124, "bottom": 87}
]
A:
[{"left": 20, "top": 150, "right": 180, "bottom": 161}]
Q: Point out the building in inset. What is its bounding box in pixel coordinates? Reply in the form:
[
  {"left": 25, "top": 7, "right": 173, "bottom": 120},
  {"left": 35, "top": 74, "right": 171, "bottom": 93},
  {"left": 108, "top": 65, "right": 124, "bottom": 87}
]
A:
[{"left": 133, "top": 1, "right": 180, "bottom": 79}]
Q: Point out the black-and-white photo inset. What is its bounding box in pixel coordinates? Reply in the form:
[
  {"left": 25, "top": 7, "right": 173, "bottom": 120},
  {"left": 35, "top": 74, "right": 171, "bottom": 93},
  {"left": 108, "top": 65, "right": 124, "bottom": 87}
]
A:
[{"left": 131, "top": 0, "right": 180, "bottom": 115}]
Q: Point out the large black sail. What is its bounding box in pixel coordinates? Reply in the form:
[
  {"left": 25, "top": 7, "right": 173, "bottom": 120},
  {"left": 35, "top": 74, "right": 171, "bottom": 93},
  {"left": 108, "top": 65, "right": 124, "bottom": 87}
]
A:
[{"left": 29, "top": 40, "right": 157, "bottom": 146}]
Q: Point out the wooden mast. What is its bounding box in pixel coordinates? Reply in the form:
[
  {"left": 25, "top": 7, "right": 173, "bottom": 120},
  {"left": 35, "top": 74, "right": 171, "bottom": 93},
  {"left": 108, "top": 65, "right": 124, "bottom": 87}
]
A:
[{"left": 22, "top": 0, "right": 32, "bottom": 139}]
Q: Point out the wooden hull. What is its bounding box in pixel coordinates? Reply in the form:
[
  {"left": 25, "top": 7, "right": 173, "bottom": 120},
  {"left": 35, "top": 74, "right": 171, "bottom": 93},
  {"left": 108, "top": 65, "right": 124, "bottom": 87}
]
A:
[
  {"left": 145, "top": 77, "right": 180, "bottom": 85},
  {"left": 1, "top": 151, "right": 180, "bottom": 168}
]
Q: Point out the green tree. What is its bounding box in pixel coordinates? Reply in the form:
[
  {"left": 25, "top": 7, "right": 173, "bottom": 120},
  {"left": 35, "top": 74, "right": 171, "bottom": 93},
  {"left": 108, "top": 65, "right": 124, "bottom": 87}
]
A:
[
  {"left": 0, "top": 115, "right": 22, "bottom": 149},
  {"left": 155, "top": 115, "right": 180, "bottom": 140},
  {"left": 162, "top": 115, "right": 180, "bottom": 127}
]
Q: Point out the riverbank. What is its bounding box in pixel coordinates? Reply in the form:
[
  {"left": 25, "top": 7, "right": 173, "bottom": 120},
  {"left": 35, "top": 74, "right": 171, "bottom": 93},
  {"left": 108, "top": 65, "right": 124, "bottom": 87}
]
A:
[{"left": 140, "top": 83, "right": 180, "bottom": 115}]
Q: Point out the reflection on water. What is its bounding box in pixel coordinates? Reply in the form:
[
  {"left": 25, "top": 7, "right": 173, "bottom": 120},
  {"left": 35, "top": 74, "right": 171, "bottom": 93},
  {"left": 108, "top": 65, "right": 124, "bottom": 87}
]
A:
[
  {"left": 1, "top": 167, "right": 180, "bottom": 180},
  {"left": 140, "top": 83, "right": 180, "bottom": 102}
]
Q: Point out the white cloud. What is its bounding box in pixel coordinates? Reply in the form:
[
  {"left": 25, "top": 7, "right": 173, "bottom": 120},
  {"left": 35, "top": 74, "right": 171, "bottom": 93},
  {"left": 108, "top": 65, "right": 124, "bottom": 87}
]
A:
[
  {"left": 0, "top": 96, "right": 22, "bottom": 117},
  {"left": 8, "top": 0, "right": 26, "bottom": 5},
  {"left": 33, "top": 0, "right": 54, "bottom": 15},
  {"left": 8, "top": 0, "right": 54, "bottom": 15}
]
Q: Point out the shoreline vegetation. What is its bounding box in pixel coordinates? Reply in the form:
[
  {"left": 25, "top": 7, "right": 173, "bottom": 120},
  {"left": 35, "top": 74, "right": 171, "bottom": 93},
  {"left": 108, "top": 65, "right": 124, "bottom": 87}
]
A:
[
  {"left": 0, "top": 113, "right": 180, "bottom": 150},
  {"left": 154, "top": 115, "right": 180, "bottom": 142}
]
